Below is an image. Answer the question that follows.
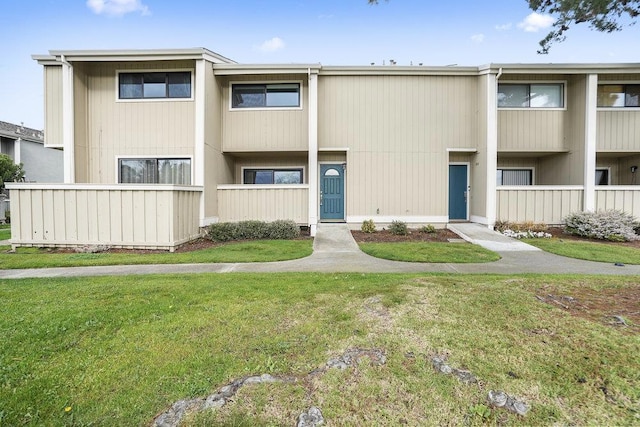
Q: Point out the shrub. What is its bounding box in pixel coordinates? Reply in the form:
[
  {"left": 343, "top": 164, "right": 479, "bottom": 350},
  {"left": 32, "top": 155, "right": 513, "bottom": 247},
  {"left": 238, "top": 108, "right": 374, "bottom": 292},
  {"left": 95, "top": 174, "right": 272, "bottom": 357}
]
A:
[
  {"left": 207, "top": 222, "right": 239, "bottom": 242},
  {"left": 266, "top": 220, "right": 300, "bottom": 240},
  {"left": 419, "top": 224, "right": 436, "bottom": 234},
  {"left": 361, "top": 219, "right": 376, "bottom": 233},
  {"left": 495, "top": 220, "right": 547, "bottom": 233},
  {"left": 389, "top": 220, "right": 408, "bottom": 236},
  {"left": 208, "top": 220, "right": 299, "bottom": 242},
  {"left": 563, "top": 210, "right": 639, "bottom": 242}
]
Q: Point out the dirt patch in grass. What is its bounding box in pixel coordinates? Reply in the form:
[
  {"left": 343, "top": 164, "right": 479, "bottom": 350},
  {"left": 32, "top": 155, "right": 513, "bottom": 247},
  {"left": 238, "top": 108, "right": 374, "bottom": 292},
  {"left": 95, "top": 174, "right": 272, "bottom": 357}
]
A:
[
  {"left": 352, "top": 228, "right": 459, "bottom": 243},
  {"left": 535, "top": 284, "right": 640, "bottom": 334}
]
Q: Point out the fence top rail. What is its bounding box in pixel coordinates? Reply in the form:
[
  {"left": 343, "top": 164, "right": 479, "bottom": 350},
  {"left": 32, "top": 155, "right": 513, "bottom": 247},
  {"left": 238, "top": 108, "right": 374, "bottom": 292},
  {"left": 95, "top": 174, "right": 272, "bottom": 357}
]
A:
[
  {"left": 595, "top": 186, "right": 640, "bottom": 191},
  {"left": 497, "top": 185, "right": 584, "bottom": 191},
  {"left": 217, "top": 184, "right": 310, "bottom": 190},
  {"left": 6, "top": 183, "right": 203, "bottom": 192}
]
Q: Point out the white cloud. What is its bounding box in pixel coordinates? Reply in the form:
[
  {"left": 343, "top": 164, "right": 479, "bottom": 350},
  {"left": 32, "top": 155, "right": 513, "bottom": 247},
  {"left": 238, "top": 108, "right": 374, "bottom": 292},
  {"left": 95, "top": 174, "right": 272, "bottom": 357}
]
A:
[
  {"left": 495, "top": 23, "right": 512, "bottom": 31},
  {"left": 517, "top": 12, "right": 554, "bottom": 32},
  {"left": 470, "top": 33, "right": 485, "bottom": 43},
  {"left": 86, "top": 0, "right": 150, "bottom": 17},
  {"left": 257, "top": 37, "right": 285, "bottom": 53}
]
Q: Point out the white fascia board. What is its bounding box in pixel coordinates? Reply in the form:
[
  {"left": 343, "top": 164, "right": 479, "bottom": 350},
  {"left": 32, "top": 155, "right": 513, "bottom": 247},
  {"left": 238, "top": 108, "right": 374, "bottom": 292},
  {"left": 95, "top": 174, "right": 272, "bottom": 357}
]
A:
[
  {"left": 485, "top": 63, "right": 640, "bottom": 74},
  {"left": 45, "top": 48, "right": 235, "bottom": 63},
  {"left": 6, "top": 183, "right": 204, "bottom": 191},
  {"left": 213, "top": 63, "right": 322, "bottom": 75},
  {"left": 320, "top": 66, "right": 479, "bottom": 76}
]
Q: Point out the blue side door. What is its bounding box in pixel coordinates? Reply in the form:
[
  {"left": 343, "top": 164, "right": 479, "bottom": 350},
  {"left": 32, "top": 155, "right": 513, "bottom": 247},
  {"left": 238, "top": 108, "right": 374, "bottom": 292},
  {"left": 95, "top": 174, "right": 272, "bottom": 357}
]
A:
[
  {"left": 320, "top": 164, "right": 345, "bottom": 221},
  {"left": 449, "top": 165, "right": 468, "bottom": 220}
]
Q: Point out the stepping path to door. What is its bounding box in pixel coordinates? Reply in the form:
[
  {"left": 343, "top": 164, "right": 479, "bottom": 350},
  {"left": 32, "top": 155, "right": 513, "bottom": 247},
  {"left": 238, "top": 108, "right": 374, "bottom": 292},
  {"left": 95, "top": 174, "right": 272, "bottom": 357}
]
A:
[{"left": 1, "top": 223, "right": 640, "bottom": 279}]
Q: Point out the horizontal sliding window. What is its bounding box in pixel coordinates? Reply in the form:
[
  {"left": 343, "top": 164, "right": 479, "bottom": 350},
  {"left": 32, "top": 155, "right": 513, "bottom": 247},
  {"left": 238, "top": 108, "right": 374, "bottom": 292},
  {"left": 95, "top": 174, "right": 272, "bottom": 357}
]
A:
[
  {"left": 497, "top": 169, "right": 532, "bottom": 186},
  {"left": 243, "top": 168, "right": 303, "bottom": 184},
  {"left": 498, "top": 83, "right": 564, "bottom": 108},
  {"left": 232, "top": 83, "right": 300, "bottom": 108},
  {"left": 597, "top": 84, "right": 640, "bottom": 107},
  {"left": 119, "top": 72, "right": 191, "bottom": 99},
  {"left": 119, "top": 158, "right": 191, "bottom": 184}
]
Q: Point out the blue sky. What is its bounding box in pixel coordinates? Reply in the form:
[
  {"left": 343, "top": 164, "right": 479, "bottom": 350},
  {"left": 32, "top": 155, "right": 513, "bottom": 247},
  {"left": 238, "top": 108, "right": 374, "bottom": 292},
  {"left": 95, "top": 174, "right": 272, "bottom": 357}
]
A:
[{"left": 2, "top": 0, "right": 640, "bottom": 129}]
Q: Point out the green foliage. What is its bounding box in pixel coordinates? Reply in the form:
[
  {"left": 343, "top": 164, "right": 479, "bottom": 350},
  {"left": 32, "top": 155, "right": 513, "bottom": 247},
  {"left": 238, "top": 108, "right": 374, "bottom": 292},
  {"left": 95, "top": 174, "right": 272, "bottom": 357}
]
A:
[
  {"left": 389, "top": 220, "right": 408, "bottom": 235},
  {"left": 468, "top": 403, "right": 492, "bottom": 421},
  {"left": 361, "top": 219, "right": 377, "bottom": 233},
  {"left": 563, "top": 210, "right": 638, "bottom": 242},
  {"left": 208, "top": 220, "right": 299, "bottom": 242},
  {"left": 0, "top": 154, "right": 25, "bottom": 190},
  {"left": 494, "top": 220, "right": 548, "bottom": 233},
  {"left": 418, "top": 224, "right": 436, "bottom": 234},
  {"left": 529, "top": 0, "right": 640, "bottom": 53}
]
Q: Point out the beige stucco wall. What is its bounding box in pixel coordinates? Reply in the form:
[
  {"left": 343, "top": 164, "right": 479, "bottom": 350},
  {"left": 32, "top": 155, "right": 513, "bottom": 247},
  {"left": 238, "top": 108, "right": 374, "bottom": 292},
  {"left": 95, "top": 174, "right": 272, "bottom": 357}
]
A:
[
  {"left": 318, "top": 74, "right": 479, "bottom": 221},
  {"left": 220, "top": 74, "right": 309, "bottom": 152},
  {"left": 44, "top": 65, "right": 63, "bottom": 148},
  {"left": 73, "top": 61, "right": 196, "bottom": 184}
]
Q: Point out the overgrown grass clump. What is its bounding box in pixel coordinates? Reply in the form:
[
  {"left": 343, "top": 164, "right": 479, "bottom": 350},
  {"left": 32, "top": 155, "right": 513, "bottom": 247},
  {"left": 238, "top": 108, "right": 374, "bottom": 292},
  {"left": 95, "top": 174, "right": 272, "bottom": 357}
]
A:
[
  {"left": 0, "top": 274, "right": 637, "bottom": 425},
  {"left": 208, "top": 220, "right": 300, "bottom": 242}
]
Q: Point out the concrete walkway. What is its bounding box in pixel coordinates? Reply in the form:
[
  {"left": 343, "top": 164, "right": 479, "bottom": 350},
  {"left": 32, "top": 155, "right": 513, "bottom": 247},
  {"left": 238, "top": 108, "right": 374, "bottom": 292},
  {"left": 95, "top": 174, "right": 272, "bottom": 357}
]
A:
[{"left": 1, "top": 223, "right": 640, "bottom": 279}]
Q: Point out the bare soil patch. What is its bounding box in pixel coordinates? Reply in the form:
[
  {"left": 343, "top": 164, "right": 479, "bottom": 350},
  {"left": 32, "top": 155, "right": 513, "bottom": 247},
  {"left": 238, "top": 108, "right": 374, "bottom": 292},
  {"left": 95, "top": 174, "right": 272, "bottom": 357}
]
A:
[{"left": 535, "top": 284, "right": 640, "bottom": 334}]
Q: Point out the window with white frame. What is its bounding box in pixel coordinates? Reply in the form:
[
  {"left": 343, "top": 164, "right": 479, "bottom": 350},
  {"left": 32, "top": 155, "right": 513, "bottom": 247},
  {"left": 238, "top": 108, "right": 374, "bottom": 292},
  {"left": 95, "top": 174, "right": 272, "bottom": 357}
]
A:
[
  {"left": 496, "top": 169, "right": 533, "bottom": 185},
  {"left": 243, "top": 168, "right": 303, "bottom": 184},
  {"left": 597, "top": 84, "right": 640, "bottom": 107},
  {"left": 498, "top": 83, "right": 564, "bottom": 108},
  {"left": 231, "top": 83, "right": 300, "bottom": 108},
  {"left": 119, "top": 158, "right": 191, "bottom": 184},
  {"left": 118, "top": 72, "right": 192, "bottom": 99},
  {"left": 595, "top": 168, "right": 610, "bottom": 185}
]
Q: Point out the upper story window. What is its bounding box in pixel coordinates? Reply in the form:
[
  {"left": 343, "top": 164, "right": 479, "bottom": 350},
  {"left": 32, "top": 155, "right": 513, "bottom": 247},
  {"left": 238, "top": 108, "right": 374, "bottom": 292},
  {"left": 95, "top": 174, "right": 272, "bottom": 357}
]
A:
[
  {"left": 231, "top": 83, "right": 300, "bottom": 109},
  {"left": 597, "top": 84, "right": 640, "bottom": 108},
  {"left": 118, "top": 72, "right": 192, "bottom": 100},
  {"left": 498, "top": 83, "right": 564, "bottom": 108},
  {"left": 119, "top": 158, "right": 191, "bottom": 184},
  {"left": 243, "top": 168, "right": 303, "bottom": 184}
]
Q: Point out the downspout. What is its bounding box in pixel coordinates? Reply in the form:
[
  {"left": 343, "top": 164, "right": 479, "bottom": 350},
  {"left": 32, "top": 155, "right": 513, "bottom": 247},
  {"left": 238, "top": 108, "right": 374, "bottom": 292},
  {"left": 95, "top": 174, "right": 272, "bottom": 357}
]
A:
[{"left": 60, "top": 54, "right": 75, "bottom": 183}]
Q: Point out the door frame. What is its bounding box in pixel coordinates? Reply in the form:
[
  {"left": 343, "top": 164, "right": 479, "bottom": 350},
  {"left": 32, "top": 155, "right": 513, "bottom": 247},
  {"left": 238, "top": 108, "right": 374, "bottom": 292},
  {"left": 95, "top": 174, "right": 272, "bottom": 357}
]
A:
[
  {"left": 318, "top": 162, "right": 346, "bottom": 222},
  {"left": 448, "top": 162, "right": 470, "bottom": 221}
]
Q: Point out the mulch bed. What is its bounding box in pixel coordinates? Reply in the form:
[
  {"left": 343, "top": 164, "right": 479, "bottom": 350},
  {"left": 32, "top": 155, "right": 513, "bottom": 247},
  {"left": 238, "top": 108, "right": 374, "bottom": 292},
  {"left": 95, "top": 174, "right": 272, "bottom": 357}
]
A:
[{"left": 351, "top": 228, "right": 460, "bottom": 243}]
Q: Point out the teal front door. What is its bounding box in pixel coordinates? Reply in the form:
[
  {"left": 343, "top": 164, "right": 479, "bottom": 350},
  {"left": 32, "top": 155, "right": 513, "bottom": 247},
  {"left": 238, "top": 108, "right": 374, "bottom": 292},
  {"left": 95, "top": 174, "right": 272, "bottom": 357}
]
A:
[
  {"left": 320, "top": 164, "right": 345, "bottom": 221},
  {"left": 449, "top": 165, "right": 468, "bottom": 220}
]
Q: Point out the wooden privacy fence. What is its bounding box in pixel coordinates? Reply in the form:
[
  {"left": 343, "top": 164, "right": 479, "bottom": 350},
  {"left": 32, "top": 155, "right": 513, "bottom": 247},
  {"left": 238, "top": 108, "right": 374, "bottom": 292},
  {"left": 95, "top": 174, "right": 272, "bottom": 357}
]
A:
[{"left": 7, "top": 184, "right": 202, "bottom": 251}]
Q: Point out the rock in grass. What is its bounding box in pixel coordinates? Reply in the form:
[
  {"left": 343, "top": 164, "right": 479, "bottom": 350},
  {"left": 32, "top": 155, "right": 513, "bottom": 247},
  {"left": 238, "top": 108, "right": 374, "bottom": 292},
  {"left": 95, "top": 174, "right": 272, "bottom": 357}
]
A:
[{"left": 297, "top": 406, "right": 324, "bottom": 426}]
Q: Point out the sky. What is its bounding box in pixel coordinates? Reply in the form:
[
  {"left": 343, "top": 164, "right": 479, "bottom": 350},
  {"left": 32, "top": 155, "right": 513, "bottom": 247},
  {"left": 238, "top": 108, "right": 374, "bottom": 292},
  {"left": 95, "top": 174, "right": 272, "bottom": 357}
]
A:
[{"left": 2, "top": 0, "right": 640, "bottom": 130}]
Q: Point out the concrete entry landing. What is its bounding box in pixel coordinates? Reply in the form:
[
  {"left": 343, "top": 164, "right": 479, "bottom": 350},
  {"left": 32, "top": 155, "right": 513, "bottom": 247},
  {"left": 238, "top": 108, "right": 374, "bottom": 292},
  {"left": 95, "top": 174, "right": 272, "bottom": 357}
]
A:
[{"left": 313, "top": 223, "right": 359, "bottom": 253}]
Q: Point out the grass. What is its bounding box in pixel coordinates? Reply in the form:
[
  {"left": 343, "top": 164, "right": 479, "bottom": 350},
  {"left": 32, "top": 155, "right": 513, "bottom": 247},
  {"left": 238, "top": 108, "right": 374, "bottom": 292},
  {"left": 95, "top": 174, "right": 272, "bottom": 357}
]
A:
[
  {"left": 358, "top": 241, "right": 500, "bottom": 263},
  {"left": 525, "top": 238, "right": 640, "bottom": 264},
  {"left": 0, "top": 240, "right": 313, "bottom": 269},
  {"left": 0, "top": 224, "right": 9, "bottom": 241},
  {"left": 1, "top": 273, "right": 637, "bottom": 425}
]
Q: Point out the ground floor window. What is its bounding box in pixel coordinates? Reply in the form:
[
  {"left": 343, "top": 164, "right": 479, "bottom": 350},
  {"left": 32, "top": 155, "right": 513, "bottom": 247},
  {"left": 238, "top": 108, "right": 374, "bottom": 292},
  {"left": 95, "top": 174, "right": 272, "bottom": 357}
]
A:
[
  {"left": 497, "top": 169, "right": 533, "bottom": 185},
  {"left": 243, "top": 168, "right": 303, "bottom": 184},
  {"left": 119, "top": 158, "right": 191, "bottom": 184},
  {"left": 595, "top": 168, "right": 610, "bottom": 185}
]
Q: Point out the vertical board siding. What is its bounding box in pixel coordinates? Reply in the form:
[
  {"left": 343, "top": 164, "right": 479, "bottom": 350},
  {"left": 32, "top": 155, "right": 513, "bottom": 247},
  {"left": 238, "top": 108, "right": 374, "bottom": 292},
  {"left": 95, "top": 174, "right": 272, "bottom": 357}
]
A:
[
  {"left": 597, "top": 111, "right": 640, "bottom": 151},
  {"left": 217, "top": 186, "right": 309, "bottom": 224},
  {"left": 317, "top": 75, "right": 478, "bottom": 219},
  {"left": 44, "top": 66, "right": 63, "bottom": 147},
  {"left": 221, "top": 75, "right": 308, "bottom": 152},
  {"left": 80, "top": 61, "right": 196, "bottom": 184},
  {"left": 496, "top": 188, "right": 583, "bottom": 224},
  {"left": 595, "top": 188, "right": 640, "bottom": 218},
  {"left": 8, "top": 186, "right": 202, "bottom": 250},
  {"left": 498, "top": 110, "right": 565, "bottom": 151}
]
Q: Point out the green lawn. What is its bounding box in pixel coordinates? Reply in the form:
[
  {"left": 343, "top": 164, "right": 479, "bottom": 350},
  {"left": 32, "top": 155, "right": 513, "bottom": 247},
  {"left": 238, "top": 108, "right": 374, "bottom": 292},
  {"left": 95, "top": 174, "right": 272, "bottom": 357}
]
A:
[
  {"left": 525, "top": 238, "right": 640, "bottom": 264},
  {"left": 1, "top": 273, "right": 637, "bottom": 426},
  {"left": 0, "top": 224, "right": 10, "bottom": 241},
  {"left": 359, "top": 241, "right": 500, "bottom": 263},
  {"left": 0, "top": 240, "right": 313, "bottom": 269}
]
